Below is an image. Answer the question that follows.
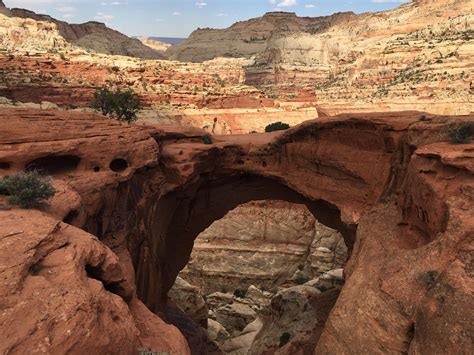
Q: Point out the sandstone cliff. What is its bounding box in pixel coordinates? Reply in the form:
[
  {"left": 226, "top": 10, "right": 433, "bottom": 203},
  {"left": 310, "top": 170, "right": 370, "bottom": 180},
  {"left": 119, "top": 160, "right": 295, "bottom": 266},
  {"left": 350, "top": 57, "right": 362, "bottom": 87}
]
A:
[
  {"left": 181, "top": 200, "right": 347, "bottom": 293},
  {"left": 1, "top": 4, "right": 163, "bottom": 59},
  {"left": 137, "top": 36, "right": 172, "bottom": 53},
  {"left": 167, "top": 0, "right": 474, "bottom": 115}
]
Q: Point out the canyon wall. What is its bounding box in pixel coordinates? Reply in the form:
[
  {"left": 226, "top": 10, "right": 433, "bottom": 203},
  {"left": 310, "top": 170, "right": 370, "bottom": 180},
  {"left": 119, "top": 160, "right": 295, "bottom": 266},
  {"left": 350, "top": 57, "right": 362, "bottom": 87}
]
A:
[
  {"left": 169, "top": 0, "right": 474, "bottom": 115},
  {"left": 0, "top": 2, "right": 163, "bottom": 59},
  {"left": 181, "top": 200, "right": 347, "bottom": 293},
  {"left": 1, "top": 108, "right": 472, "bottom": 353},
  {"left": 0, "top": 0, "right": 472, "bottom": 136}
]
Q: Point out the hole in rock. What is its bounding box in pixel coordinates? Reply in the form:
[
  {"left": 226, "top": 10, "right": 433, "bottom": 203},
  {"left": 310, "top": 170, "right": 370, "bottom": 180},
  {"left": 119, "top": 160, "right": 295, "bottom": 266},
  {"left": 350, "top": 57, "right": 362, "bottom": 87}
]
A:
[
  {"left": 63, "top": 209, "right": 79, "bottom": 224},
  {"left": 85, "top": 264, "right": 130, "bottom": 301},
  {"left": 109, "top": 158, "right": 128, "bottom": 172},
  {"left": 25, "top": 155, "right": 81, "bottom": 175},
  {"left": 134, "top": 174, "right": 356, "bottom": 353},
  {"left": 93, "top": 166, "right": 101, "bottom": 172},
  {"left": 166, "top": 200, "right": 349, "bottom": 354},
  {"left": 0, "top": 162, "right": 11, "bottom": 170}
]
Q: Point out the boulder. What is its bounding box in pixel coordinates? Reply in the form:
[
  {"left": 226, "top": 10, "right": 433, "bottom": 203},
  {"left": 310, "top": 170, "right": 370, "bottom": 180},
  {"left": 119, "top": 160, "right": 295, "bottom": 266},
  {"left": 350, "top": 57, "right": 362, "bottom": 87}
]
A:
[
  {"left": 168, "top": 276, "right": 208, "bottom": 327},
  {"left": 214, "top": 303, "right": 257, "bottom": 336}
]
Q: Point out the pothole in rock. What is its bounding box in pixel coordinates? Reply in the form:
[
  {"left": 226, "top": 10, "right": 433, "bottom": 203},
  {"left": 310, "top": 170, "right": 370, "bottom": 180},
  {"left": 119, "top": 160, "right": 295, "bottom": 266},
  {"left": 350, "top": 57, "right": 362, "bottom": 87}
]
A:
[{"left": 168, "top": 200, "right": 349, "bottom": 354}]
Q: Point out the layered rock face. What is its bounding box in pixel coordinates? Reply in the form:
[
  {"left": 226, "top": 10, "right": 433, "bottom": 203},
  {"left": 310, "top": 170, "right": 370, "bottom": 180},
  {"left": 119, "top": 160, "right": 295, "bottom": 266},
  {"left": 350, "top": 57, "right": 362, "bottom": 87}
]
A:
[
  {"left": 0, "top": 108, "right": 473, "bottom": 353},
  {"left": 0, "top": 0, "right": 472, "bottom": 136},
  {"left": 0, "top": 52, "right": 315, "bottom": 133},
  {"left": 169, "top": 1, "right": 474, "bottom": 115},
  {"left": 0, "top": 12, "right": 70, "bottom": 52},
  {"left": 0, "top": 5, "right": 163, "bottom": 59},
  {"left": 180, "top": 200, "right": 347, "bottom": 293}
]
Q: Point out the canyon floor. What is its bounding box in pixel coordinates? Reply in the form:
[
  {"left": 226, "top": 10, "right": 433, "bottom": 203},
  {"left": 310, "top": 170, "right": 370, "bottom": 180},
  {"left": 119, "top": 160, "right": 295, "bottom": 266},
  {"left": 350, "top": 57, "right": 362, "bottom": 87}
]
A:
[{"left": 0, "top": 0, "right": 473, "bottom": 354}]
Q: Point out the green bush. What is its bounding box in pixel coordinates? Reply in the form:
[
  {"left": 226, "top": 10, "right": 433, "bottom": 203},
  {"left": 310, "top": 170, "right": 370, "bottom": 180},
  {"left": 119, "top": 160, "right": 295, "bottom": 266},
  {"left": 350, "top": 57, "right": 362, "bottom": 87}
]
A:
[
  {"left": 294, "top": 270, "right": 310, "bottom": 285},
  {"left": 91, "top": 87, "right": 142, "bottom": 124},
  {"left": 418, "top": 270, "right": 438, "bottom": 287},
  {"left": 233, "top": 287, "right": 248, "bottom": 298},
  {"left": 202, "top": 134, "right": 213, "bottom": 145},
  {"left": 265, "top": 122, "right": 290, "bottom": 133},
  {"left": 448, "top": 122, "right": 474, "bottom": 144},
  {"left": 0, "top": 171, "right": 56, "bottom": 208}
]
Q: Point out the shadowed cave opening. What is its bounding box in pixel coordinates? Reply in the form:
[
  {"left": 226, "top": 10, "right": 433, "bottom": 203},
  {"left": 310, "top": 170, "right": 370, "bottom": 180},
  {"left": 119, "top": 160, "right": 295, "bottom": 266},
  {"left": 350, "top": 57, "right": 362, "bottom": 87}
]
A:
[
  {"left": 134, "top": 174, "right": 356, "bottom": 353},
  {"left": 109, "top": 158, "right": 129, "bottom": 172},
  {"left": 24, "top": 154, "right": 81, "bottom": 175}
]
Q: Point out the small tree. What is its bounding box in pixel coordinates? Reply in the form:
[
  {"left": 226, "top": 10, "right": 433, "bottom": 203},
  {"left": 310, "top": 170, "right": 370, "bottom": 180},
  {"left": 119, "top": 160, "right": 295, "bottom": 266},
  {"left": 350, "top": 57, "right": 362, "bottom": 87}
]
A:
[
  {"left": 92, "top": 87, "right": 142, "bottom": 124},
  {"left": 0, "top": 171, "right": 56, "bottom": 208},
  {"left": 202, "top": 134, "right": 213, "bottom": 145},
  {"left": 233, "top": 287, "right": 248, "bottom": 298},
  {"left": 265, "top": 122, "right": 290, "bottom": 133},
  {"left": 448, "top": 122, "right": 474, "bottom": 144}
]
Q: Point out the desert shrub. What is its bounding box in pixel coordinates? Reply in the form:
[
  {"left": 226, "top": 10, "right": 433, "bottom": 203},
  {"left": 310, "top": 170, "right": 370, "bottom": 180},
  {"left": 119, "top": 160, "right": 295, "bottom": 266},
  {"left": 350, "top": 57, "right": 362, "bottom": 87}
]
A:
[
  {"left": 279, "top": 332, "right": 291, "bottom": 348},
  {"left": 91, "top": 87, "right": 142, "bottom": 124},
  {"left": 418, "top": 270, "right": 438, "bottom": 287},
  {"left": 447, "top": 122, "right": 474, "bottom": 144},
  {"left": 0, "top": 171, "right": 56, "bottom": 208},
  {"left": 294, "top": 271, "right": 310, "bottom": 285},
  {"left": 317, "top": 285, "right": 334, "bottom": 293},
  {"left": 202, "top": 134, "right": 213, "bottom": 145},
  {"left": 265, "top": 122, "right": 290, "bottom": 133},
  {"left": 233, "top": 287, "right": 248, "bottom": 298}
]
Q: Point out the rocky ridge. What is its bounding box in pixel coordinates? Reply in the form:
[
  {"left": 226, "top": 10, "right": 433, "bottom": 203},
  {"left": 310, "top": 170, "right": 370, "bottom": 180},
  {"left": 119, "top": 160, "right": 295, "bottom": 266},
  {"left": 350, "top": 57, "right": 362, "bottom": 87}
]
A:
[
  {"left": 0, "top": 0, "right": 472, "bottom": 132},
  {"left": 0, "top": 2, "right": 163, "bottom": 59}
]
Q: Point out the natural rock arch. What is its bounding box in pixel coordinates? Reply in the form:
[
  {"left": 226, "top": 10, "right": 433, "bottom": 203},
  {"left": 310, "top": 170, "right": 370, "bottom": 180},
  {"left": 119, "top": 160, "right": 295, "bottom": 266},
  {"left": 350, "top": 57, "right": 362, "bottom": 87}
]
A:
[
  {"left": 1, "top": 108, "right": 472, "bottom": 354},
  {"left": 135, "top": 173, "right": 356, "bottom": 310}
]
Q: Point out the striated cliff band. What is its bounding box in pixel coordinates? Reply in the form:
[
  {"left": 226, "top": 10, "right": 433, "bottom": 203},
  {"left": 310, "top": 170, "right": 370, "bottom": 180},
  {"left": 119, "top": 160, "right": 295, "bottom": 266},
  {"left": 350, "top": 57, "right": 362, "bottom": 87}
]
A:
[
  {"left": 0, "top": 0, "right": 472, "bottom": 135},
  {"left": 0, "top": 108, "right": 472, "bottom": 353},
  {"left": 0, "top": 1, "right": 163, "bottom": 59},
  {"left": 168, "top": 0, "right": 474, "bottom": 115}
]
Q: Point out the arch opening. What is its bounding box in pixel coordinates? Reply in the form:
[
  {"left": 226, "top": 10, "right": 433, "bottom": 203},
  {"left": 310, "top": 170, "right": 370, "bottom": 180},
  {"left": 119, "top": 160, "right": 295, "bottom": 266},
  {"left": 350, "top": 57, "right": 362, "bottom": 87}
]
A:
[
  {"left": 141, "top": 174, "right": 355, "bottom": 353},
  {"left": 135, "top": 173, "right": 356, "bottom": 313}
]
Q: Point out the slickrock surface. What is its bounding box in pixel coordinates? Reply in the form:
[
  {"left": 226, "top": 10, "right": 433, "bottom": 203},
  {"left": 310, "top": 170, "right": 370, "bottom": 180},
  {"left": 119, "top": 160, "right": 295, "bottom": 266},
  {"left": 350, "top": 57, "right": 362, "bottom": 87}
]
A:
[
  {"left": 0, "top": 108, "right": 473, "bottom": 353},
  {"left": 180, "top": 200, "right": 347, "bottom": 293},
  {"left": 0, "top": 210, "right": 189, "bottom": 354}
]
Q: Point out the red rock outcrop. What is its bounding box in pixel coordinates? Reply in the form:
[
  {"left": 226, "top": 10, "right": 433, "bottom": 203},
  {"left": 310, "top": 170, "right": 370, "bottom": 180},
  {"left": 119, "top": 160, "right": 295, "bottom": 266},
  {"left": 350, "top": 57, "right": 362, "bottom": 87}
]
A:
[{"left": 0, "top": 108, "right": 473, "bottom": 353}]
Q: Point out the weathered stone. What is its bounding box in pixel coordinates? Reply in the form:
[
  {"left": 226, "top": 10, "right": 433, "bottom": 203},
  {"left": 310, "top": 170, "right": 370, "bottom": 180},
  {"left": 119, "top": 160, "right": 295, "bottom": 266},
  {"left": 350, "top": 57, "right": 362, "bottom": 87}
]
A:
[
  {"left": 168, "top": 276, "right": 208, "bottom": 327},
  {"left": 214, "top": 303, "right": 257, "bottom": 336},
  {"left": 0, "top": 108, "right": 472, "bottom": 354}
]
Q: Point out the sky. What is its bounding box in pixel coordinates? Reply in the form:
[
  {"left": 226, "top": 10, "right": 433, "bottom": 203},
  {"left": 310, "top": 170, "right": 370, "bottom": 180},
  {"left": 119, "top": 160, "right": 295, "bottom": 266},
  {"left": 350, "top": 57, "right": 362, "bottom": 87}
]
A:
[{"left": 4, "top": 0, "right": 410, "bottom": 38}]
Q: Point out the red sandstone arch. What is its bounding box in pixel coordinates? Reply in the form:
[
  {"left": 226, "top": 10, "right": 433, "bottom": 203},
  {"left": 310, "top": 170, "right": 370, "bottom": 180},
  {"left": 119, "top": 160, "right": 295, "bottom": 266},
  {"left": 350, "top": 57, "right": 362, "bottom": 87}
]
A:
[
  {"left": 1, "top": 108, "right": 472, "bottom": 354},
  {"left": 135, "top": 174, "right": 356, "bottom": 311}
]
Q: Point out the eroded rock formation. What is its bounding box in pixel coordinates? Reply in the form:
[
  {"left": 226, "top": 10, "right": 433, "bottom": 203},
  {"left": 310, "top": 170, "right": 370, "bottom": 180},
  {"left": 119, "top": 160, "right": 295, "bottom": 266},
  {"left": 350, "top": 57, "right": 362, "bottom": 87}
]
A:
[
  {"left": 168, "top": 0, "right": 474, "bottom": 115},
  {"left": 0, "top": 4, "right": 163, "bottom": 59},
  {"left": 0, "top": 108, "right": 473, "bottom": 353},
  {"left": 0, "top": 0, "right": 472, "bottom": 136},
  {"left": 180, "top": 200, "right": 347, "bottom": 293}
]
